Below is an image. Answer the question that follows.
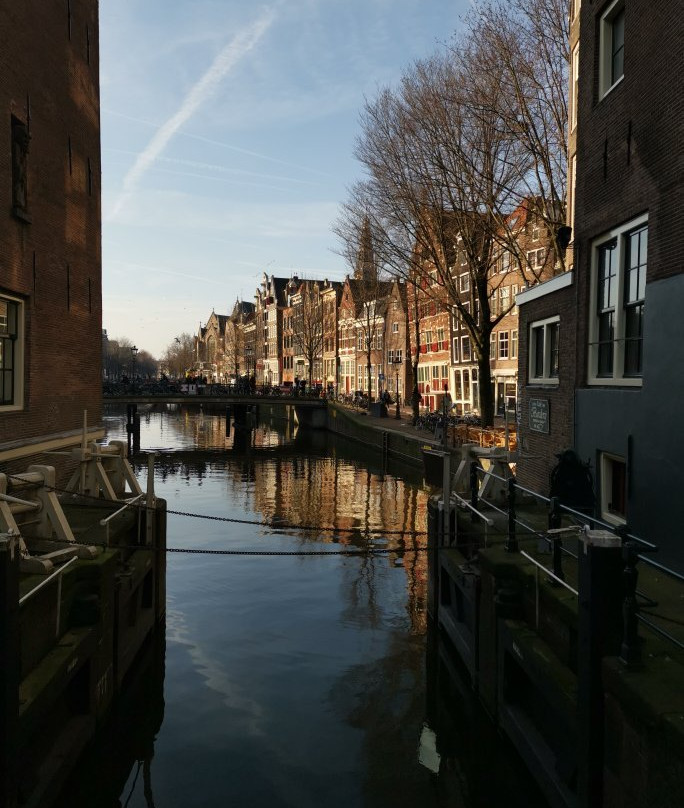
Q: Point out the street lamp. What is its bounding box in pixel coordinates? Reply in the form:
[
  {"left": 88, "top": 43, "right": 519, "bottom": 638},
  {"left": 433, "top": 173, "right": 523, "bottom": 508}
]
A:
[
  {"left": 130, "top": 345, "right": 138, "bottom": 379},
  {"left": 393, "top": 359, "right": 401, "bottom": 420}
]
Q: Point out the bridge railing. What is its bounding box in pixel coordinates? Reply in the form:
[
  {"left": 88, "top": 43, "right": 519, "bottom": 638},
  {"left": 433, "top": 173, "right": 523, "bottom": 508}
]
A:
[{"left": 103, "top": 381, "right": 330, "bottom": 400}]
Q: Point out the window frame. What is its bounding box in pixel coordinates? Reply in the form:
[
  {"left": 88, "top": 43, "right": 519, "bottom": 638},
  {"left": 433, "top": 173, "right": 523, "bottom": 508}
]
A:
[
  {"left": 599, "top": 0, "right": 625, "bottom": 99},
  {"left": 0, "top": 293, "right": 25, "bottom": 410},
  {"left": 528, "top": 315, "right": 560, "bottom": 386},
  {"left": 498, "top": 330, "right": 509, "bottom": 360},
  {"left": 588, "top": 214, "right": 647, "bottom": 386},
  {"left": 600, "top": 452, "right": 627, "bottom": 525}
]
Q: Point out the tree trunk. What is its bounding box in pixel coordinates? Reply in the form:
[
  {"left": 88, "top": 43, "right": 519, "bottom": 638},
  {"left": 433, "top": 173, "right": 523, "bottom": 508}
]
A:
[{"left": 477, "top": 350, "right": 495, "bottom": 427}]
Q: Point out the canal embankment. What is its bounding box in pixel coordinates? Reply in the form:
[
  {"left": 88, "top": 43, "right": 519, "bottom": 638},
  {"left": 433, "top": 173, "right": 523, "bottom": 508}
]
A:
[
  {"left": 1, "top": 447, "right": 167, "bottom": 808},
  {"left": 324, "top": 402, "right": 684, "bottom": 808}
]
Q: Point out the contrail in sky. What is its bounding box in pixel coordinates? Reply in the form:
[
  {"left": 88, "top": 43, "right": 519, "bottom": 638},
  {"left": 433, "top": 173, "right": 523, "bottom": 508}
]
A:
[{"left": 109, "top": 6, "right": 277, "bottom": 220}]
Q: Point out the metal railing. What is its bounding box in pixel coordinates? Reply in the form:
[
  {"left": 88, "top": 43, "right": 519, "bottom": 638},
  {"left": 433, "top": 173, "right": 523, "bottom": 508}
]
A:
[
  {"left": 19, "top": 555, "right": 78, "bottom": 638},
  {"left": 100, "top": 494, "right": 145, "bottom": 545},
  {"left": 463, "top": 459, "right": 684, "bottom": 660}
]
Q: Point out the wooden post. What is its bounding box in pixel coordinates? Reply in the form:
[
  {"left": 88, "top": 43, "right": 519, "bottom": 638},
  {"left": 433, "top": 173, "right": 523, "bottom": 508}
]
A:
[{"left": 0, "top": 534, "right": 19, "bottom": 808}]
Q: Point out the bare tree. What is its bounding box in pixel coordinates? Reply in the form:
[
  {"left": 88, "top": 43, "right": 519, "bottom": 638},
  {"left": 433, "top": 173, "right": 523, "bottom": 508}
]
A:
[
  {"left": 224, "top": 318, "right": 244, "bottom": 379},
  {"left": 335, "top": 219, "right": 392, "bottom": 405},
  {"left": 291, "top": 280, "right": 324, "bottom": 387},
  {"left": 160, "top": 333, "right": 195, "bottom": 378},
  {"left": 337, "top": 0, "right": 568, "bottom": 425}
]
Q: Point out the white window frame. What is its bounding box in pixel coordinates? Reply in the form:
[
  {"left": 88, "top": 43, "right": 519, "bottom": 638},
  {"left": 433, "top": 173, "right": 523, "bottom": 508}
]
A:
[
  {"left": 600, "top": 452, "right": 627, "bottom": 526},
  {"left": 528, "top": 315, "right": 560, "bottom": 386},
  {"left": 0, "top": 293, "right": 25, "bottom": 411},
  {"left": 588, "top": 214, "right": 647, "bottom": 387},
  {"left": 461, "top": 335, "right": 472, "bottom": 362},
  {"left": 459, "top": 272, "right": 470, "bottom": 293},
  {"left": 511, "top": 329, "right": 518, "bottom": 360},
  {"left": 526, "top": 248, "right": 546, "bottom": 271},
  {"left": 599, "top": 0, "right": 625, "bottom": 99},
  {"left": 498, "top": 331, "right": 509, "bottom": 360}
]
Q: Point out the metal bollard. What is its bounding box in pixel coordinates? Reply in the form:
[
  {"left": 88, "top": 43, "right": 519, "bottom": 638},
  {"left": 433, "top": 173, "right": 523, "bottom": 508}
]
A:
[{"left": 505, "top": 476, "right": 518, "bottom": 552}]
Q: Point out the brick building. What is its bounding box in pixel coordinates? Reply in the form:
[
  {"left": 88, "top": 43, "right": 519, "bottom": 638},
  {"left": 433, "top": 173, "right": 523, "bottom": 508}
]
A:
[
  {"left": 1, "top": 1, "right": 103, "bottom": 466},
  {"left": 321, "top": 279, "right": 343, "bottom": 389},
  {"left": 516, "top": 272, "right": 576, "bottom": 495},
  {"left": 384, "top": 279, "right": 410, "bottom": 404},
  {"left": 570, "top": 0, "right": 684, "bottom": 567}
]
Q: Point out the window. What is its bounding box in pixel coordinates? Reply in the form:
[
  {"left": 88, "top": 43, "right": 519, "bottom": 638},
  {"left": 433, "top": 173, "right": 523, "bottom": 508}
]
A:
[
  {"left": 599, "top": 1, "right": 625, "bottom": 98},
  {"left": 526, "top": 248, "right": 546, "bottom": 271},
  {"left": 532, "top": 224, "right": 540, "bottom": 242},
  {"left": 600, "top": 453, "right": 627, "bottom": 524},
  {"left": 437, "top": 327, "right": 445, "bottom": 347},
  {"left": 490, "top": 334, "right": 496, "bottom": 360},
  {"left": 500, "top": 286, "right": 510, "bottom": 315},
  {"left": 459, "top": 273, "right": 470, "bottom": 293},
  {"left": 511, "top": 329, "right": 518, "bottom": 360},
  {"left": 452, "top": 338, "right": 459, "bottom": 363},
  {"left": 589, "top": 217, "right": 647, "bottom": 384},
  {"left": 501, "top": 250, "right": 511, "bottom": 274},
  {"left": 0, "top": 295, "right": 23, "bottom": 408},
  {"left": 498, "top": 331, "right": 509, "bottom": 360},
  {"left": 461, "top": 336, "right": 472, "bottom": 362},
  {"left": 392, "top": 322, "right": 399, "bottom": 333},
  {"left": 529, "top": 316, "right": 560, "bottom": 384}
]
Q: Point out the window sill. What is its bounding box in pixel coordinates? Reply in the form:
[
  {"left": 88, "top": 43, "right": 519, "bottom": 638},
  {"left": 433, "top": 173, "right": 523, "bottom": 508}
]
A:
[
  {"left": 528, "top": 378, "right": 560, "bottom": 387},
  {"left": 587, "top": 376, "right": 642, "bottom": 388},
  {"left": 599, "top": 74, "right": 624, "bottom": 102}
]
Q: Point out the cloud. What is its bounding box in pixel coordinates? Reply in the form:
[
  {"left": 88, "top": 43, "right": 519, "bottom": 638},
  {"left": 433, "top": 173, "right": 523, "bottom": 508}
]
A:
[{"left": 109, "top": 5, "right": 277, "bottom": 220}]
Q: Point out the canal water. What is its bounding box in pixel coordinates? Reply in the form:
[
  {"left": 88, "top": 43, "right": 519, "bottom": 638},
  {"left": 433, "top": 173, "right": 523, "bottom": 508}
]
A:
[{"left": 55, "top": 405, "right": 547, "bottom": 808}]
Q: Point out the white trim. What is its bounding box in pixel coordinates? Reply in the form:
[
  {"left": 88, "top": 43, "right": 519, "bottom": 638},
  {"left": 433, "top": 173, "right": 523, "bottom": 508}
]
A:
[
  {"left": 598, "top": 0, "right": 625, "bottom": 100},
  {"left": 516, "top": 271, "right": 573, "bottom": 307},
  {"left": 529, "top": 315, "right": 560, "bottom": 385},
  {"left": 587, "top": 213, "right": 647, "bottom": 386}
]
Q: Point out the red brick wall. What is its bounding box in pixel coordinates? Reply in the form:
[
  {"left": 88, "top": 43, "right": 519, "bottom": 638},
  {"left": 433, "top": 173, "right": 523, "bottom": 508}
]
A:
[
  {"left": 516, "top": 280, "right": 577, "bottom": 496},
  {"left": 0, "top": 1, "right": 102, "bottom": 449}
]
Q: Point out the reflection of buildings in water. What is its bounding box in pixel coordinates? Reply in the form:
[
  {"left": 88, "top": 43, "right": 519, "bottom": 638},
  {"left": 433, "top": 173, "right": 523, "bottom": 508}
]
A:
[
  {"left": 329, "top": 627, "right": 430, "bottom": 807},
  {"left": 131, "top": 409, "right": 430, "bottom": 637}
]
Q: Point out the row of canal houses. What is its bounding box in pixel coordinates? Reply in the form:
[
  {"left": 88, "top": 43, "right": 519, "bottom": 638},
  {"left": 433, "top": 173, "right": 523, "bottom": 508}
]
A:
[
  {"left": 194, "top": 203, "right": 559, "bottom": 416},
  {"left": 192, "top": 0, "right": 684, "bottom": 574}
]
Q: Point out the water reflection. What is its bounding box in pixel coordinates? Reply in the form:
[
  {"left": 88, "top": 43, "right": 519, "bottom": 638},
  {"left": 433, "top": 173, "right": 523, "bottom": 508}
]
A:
[{"left": 55, "top": 406, "right": 546, "bottom": 808}]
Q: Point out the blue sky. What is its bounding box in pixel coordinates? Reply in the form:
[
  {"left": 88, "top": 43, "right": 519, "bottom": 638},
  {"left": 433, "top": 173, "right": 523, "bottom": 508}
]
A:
[{"left": 100, "top": 0, "right": 470, "bottom": 358}]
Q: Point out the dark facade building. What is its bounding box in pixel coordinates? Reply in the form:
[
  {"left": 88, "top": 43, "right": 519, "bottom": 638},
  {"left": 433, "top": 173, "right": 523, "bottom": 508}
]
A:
[
  {"left": 1, "top": 1, "right": 103, "bottom": 465},
  {"left": 572, "top": 1, "right": 683, "bottom": 567}
]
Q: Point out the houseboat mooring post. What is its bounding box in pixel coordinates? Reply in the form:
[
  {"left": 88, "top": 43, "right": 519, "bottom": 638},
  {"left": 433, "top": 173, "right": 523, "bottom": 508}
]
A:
[{"left": 1, "top": 534, "right": 20, "bottom": 808}]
